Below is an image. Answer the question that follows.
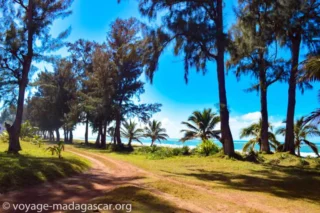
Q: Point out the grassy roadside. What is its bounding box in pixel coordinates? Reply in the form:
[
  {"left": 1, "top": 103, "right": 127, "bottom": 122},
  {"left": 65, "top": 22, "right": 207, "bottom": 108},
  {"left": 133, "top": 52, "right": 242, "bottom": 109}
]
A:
[
  {"left": 0, "top": 141, "right": 91, "bottom": 193},
  {"left": 69, "top": 143, "right": 320, "bottom": 212}
]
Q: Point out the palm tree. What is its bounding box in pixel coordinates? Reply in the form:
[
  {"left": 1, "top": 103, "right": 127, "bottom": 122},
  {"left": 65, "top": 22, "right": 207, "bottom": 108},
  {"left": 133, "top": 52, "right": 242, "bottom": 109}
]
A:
[
  {"left": 302, "top": 57, "right": 320, "bottom": 125},
  {"left": 303, "top": 56, "right": 320, "bottom": 81},
  {"left": 276, "top": 117, "right": 320, "bottom": 157},
  {"left": 304, "top": 92, "right": 320, "bottom": 126},
  {"left": 240, "top": 119, "right": 280, "bottom": 153},
  {"left": 107, "top": 126, "right": 116, "bottom": 144},
  {"left": 121, "top": 120, "right": 144, "bottom": 147},
  {"left": 180, "top": 108, "right": 221, "bottom": 143},
  {"left": 144, "top": 120, "right": 169, "bottom": 146}
]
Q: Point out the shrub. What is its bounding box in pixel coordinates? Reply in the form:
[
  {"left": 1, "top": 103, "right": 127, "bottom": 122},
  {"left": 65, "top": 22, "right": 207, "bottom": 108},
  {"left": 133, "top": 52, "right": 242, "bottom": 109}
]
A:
[
  {"left": 135, "top": 146, "right": 149, "bottom": 154},
  {"left": 20, "top": 121, "right": 38, "bottom": 139},
  {"left": 181, "top": 146, "right": 190, "bottom": 155},
  {"left": 31, "top": 135, "right": 43, "bottom": 147},
  {"left": 172, "top": 148, "right": 182, "bottom": 156},
  {"left": 46, "top": 141, "right": 65, "bottom": 159},
  {"left": 196, "top": 140, "right": 219, "bottom": 156},
  {"left": 148, "top": 147, "right": 173, "bottom": 159},
  {"left": 149, "top": 145, "right": 158, "bottom": 153}
]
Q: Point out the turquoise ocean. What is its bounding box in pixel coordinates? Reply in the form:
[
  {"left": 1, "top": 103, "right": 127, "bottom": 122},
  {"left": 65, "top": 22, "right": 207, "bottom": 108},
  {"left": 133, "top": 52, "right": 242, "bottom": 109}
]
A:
[{"left": 83, "top": 136, "right": 320, "bottom": 157}]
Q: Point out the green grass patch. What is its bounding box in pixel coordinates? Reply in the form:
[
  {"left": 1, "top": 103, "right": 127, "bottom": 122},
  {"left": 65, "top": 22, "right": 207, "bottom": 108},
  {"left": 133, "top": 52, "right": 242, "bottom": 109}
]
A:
[
  {"left": 69, "top": 142, "right": 320, "bottom": 212},
  {"left": 0, "top": 141, "right": 90, "bottom": 193}
]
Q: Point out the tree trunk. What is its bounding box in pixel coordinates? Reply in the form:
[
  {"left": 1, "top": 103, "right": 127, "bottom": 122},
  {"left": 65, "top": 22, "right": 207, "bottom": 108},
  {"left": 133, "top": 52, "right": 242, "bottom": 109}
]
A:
[
  {"left": 115, "top": 112, "right": 122, "bottom": 145},
  {"left": 64, "top": 127, "right": 68, "bottom": 143},
  {"left": 7, "top": 0, "right": 34, "bottom": 153},
  {"left": 297, "top": 143, "right": 300, "bottom": 157},
  {"left": 150, "top": 140, "right": 154, "bottom": 147},
  {"left": 6, "top": 64, "right": 28, "bottom": 153},
  {"left": 128, "top": 138, "right": 132, "bottom": 147},
  {"left": 85, "top": 115, "right": 89, "bottom": 145},
  {"left": 259, "top": 68, "right": 271, "bottom": 153},
  {"left": 101, "top": 123, "right": 107, "bottom": 149},
  {"left": 216, "top": 0, "right": 234, "bottom": 156},
  {"left": 49, "top": 131, "right": 52, "bottom": 141},
  {"left": 69, "top": 130, "right": 73, "bottom": 143},
  {"left": 55, "top": 128, "right": 60, "bottom": 142},
  {"left": 113, "top": 135, "right": 116, "bottom": 145},
  {"left": 52, "top": 131, "right": 55, "bottom": 141},
  {"left": 95, "top": 125, "right": 102, "bottom": 148},
  {"left": 284, "top": 35, "right": 301, "bottom": 154}
]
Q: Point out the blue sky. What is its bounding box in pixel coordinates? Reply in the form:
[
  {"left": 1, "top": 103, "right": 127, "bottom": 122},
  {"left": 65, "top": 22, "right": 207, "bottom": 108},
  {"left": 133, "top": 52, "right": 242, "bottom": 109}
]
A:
[{"left": 46, "top": 0, "right": 319, "bottom": 140}]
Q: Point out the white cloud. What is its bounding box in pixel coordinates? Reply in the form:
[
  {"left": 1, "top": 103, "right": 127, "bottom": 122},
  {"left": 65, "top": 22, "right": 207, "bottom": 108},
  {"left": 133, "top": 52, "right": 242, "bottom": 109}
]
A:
[
  {"left": 151, "top": 116, "right": 184, "bottom": 139},
  {"left": 229, "top": 111, "right": 284, "bottom": 140},
  {"left": 240, "top": 112, "right": 261, "bottom": 121}
]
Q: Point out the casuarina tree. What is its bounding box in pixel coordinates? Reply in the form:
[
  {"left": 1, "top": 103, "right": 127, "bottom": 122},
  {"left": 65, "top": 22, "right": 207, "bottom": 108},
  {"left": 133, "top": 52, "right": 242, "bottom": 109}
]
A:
[{"left": 0, "top": 0, "right": 73, "bottom": 153}]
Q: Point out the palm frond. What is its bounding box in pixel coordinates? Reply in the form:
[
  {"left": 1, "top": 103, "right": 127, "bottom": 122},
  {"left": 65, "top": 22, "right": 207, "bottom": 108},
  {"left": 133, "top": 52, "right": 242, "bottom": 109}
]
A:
[
  {"left": 302, "top": 139, "right": 319, "bottom": 156},
  {"left": 242, "top": 139, "right": 257, "bottom": 152}
]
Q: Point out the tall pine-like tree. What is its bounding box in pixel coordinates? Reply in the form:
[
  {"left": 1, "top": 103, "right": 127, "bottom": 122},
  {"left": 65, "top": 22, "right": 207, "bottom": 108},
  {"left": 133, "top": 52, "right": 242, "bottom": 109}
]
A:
[
  {"left": 228, "top": 0, "right": 287, "bottom": 153},
  {"left": 137, "top": 0, "right": 235, "bottom": 156},
  {"left": 0, "top": 0, "right": 73, "bottom": 153},
  {"left": 274, "top": 1, "right": 320, "bottom": 154}
]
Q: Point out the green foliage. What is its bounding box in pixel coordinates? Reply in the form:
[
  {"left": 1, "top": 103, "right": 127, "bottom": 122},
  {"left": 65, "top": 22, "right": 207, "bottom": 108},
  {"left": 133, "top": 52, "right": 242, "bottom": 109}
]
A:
[
  {"left": 149, "top": 145, "right": 158, "bottom": 153},
  {"left": 180, "top": 108, "right": 221, "bottom": 143},
  {"left": 0, "top": 131, "right": 9, "bottom": 143},
  {"left": 46, "top": 142, "right": 65, "bottom": 159},
  {"left": 276, "top": 117, "right": 320, "bottom": 156},
  {"left": 0, "top": 0, "right": 73, "bottom": 153},
  {"left": 240, "top": 119, "right": 280, "bottom": 152},
  {"left": 148, "top": 147, "right": 174, "bottom": 160},
  {"left": 135, "top": 146, "right": 154, "bottom": 154},
  {"left": 20, "top": 120, "right": 39, "bottom": 139},
  {"left": 172, "top": 148, "right": 181, "bottom": 156},
  {"left": 196, "top": 140, "right": 219, "bottom": 156},
  {"left": 144, "top": 120, "right": 169, "bottom": 146},
  {"left": 181, "top": 146, "right": 191, "bottom": 156},
  {"left": 28, "top": 59, "right": 78, "bottom": 139},
  {"left": 31, "top": 135, "right": 43, "bottom": 148},
  {"left": 171, "top": 146, "right": 191, "bottom": 156},
  {"left": 121, "top": 120, "right": 144, "bottom": 146},
  {"left": 135, "top": 145, "right": 191, "bottom": 159}
]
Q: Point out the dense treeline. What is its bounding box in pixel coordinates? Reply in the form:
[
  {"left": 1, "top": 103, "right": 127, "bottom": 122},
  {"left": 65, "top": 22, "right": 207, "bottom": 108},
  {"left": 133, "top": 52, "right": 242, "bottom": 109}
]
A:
[
  {"left": 27, "top": 18, "right": 162, "bottom": 148},
  {"left": 0, "top": 0, "right": 320, "bottom": 157}
]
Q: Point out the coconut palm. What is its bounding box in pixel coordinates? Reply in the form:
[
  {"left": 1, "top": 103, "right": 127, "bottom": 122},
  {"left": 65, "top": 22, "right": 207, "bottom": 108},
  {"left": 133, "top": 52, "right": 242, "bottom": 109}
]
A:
[
  {"left": 144, "top": 120, "right": 168, "bottom": 146},
  {"left": 121, "top": 120, "right": 144, "bottom": 147},
  {"left": 302, "top": 57, "right": 320, "bottom": 125},
  {"left": 304, "top": 92, "right": 320, "bottom": 126},
  {"left": 276, "top": 117, "right": 320, "bottom": 157},
  {"left": 240, "top": 119, "right": 280, "bottom": 153},
  {"left": 106, "top": 126, "right": 116, "bottom": 144},
  {"left": 303, "top": 56, "right": 320, "bottom": 81},
  {"left": 180, "top": 108, "right": 221, "bottom": 143}
]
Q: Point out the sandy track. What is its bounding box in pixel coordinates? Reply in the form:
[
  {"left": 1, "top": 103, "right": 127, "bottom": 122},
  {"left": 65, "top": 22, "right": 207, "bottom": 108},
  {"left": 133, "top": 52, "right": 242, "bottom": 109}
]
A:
[
  {"left": 0, "top": 149, "right": 208, "bottom": 213},
  {"left": 72, "top": 149, "right": 298, "bottom": 213}
]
